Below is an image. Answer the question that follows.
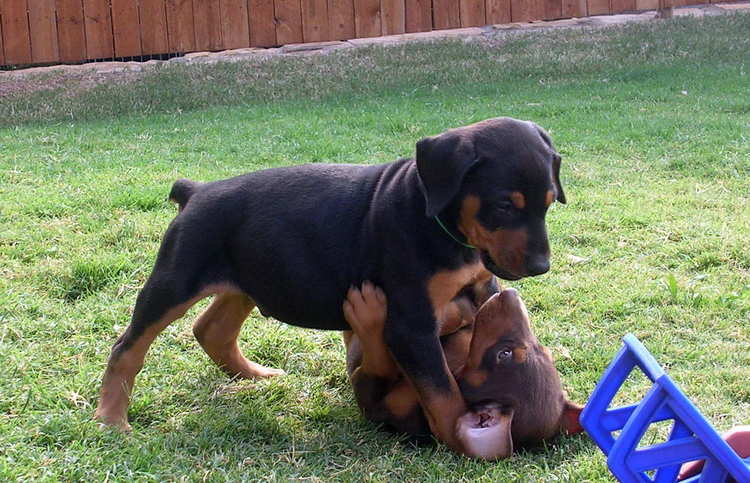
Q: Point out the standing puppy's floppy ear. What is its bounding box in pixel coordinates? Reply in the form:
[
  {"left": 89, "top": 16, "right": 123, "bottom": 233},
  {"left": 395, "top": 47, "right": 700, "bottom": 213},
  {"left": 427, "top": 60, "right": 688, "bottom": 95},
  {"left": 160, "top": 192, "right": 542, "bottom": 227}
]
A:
[
  {"left": 416, "top": 131, "right": 481, "bottom": 218},
  {"left": 531, "top": 123, "right": 566, "bottom": 204},
  {"left": 551, "top": 153, "right": 566, "bottom": 204}
]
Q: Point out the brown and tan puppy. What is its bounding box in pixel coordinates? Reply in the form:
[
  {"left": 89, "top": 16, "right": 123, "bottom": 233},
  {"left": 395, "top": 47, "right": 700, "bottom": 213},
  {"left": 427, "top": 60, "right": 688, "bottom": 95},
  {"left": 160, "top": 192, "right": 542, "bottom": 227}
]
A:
[{"left": 344, "top": 283, "right": 582, "bottom": 460}]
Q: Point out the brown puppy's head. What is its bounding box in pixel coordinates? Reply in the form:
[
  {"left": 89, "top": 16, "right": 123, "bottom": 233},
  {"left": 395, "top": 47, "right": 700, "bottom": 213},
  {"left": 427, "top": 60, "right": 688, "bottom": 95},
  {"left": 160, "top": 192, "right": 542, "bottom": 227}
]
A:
[
  {"left": 416, "top": 117, "right": 565, "bottom": 280},
  {"left": 456, "top": 289, "right": 582, "bottom": 459}
]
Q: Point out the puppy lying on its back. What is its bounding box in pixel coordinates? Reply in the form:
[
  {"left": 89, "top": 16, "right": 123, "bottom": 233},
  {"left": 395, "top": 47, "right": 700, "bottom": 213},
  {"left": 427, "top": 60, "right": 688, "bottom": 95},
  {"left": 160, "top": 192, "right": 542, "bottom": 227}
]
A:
[{"left": 343, "top": 283, "right": 582, "bottom": 460}]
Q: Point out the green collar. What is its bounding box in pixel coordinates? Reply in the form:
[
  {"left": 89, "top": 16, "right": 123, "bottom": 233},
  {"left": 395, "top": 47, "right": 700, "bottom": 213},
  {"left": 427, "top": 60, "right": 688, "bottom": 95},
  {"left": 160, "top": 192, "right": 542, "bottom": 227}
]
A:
[{"left": 434, "top": 215, "right": 476, "bottom": 249}]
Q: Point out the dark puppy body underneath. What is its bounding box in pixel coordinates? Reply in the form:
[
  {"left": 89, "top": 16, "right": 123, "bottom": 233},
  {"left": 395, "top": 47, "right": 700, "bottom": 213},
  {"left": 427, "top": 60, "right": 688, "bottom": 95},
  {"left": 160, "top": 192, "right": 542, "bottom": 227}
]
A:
[
  {"left": 344, "top": 285, "right": 581, "bottom": 459},
  {"left": 344, "top": 282, "right": 494, "bottom": 437},
  {"left": 95, "top": 117, "right": 565, "bottom": 454}
]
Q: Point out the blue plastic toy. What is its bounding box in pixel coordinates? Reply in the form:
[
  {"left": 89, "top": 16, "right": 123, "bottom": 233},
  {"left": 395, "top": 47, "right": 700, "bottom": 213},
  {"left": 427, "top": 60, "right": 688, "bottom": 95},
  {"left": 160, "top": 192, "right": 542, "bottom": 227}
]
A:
[{"left": 580, "top": 334, "right": 750, "bottom": 482}]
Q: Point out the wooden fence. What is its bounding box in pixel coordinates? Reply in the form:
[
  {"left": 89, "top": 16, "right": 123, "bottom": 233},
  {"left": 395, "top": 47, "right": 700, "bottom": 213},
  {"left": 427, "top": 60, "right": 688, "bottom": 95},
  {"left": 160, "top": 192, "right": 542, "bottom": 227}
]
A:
[{"left": 0, "top": 0, "right": 732, "bottom": 67}]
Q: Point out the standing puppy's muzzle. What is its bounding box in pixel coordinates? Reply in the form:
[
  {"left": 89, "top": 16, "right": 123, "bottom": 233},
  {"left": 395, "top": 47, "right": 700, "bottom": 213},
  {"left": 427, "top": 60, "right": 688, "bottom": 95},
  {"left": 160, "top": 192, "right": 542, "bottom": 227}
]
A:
[{"left": 524, "top": 220, "right": 552, "bottom": 276}]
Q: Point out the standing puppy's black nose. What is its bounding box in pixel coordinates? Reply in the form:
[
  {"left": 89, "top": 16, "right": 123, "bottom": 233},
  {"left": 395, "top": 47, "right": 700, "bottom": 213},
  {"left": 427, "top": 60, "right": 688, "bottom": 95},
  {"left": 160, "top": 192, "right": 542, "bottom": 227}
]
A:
[{"left": 526, "top": 255, "right": 550, "bottom": 276}]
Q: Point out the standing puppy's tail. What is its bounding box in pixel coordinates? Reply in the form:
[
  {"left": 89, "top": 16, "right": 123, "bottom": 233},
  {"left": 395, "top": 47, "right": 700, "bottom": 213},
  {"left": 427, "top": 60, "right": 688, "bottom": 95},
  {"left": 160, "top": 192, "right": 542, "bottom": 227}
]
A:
[{"left": 169, "top": 178, "right": 202, "bottom": 212}]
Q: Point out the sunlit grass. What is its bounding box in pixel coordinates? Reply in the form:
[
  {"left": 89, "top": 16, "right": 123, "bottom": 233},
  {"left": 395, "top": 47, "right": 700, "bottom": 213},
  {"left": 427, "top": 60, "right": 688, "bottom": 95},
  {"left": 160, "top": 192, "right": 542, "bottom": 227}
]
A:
[{"left": 1, "top": 12, "right": 748, "bottom": 481}]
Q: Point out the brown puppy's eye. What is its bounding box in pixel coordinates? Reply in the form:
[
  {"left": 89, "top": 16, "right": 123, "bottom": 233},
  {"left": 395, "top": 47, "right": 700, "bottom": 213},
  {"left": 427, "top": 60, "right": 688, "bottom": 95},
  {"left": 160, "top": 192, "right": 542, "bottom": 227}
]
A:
[{"left": 497, "top": 348, "right": 513, "bottom": 362}]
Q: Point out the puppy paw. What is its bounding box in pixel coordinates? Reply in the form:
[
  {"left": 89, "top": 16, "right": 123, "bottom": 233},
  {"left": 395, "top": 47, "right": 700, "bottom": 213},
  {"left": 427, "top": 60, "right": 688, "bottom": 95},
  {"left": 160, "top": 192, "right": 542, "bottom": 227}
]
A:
[{"left": 343, "top": 282, "right": 387, "bottom": 335}]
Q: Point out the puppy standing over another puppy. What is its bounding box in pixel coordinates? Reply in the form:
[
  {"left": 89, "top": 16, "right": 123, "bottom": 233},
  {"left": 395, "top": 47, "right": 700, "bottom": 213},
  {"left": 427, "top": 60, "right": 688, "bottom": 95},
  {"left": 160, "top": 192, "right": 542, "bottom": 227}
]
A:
[
  {"left": 94, "top": 117, "right": 565, "bottom": 455},
  {"left": 344, "top": 283, "right": 582, "bottom": 460}
]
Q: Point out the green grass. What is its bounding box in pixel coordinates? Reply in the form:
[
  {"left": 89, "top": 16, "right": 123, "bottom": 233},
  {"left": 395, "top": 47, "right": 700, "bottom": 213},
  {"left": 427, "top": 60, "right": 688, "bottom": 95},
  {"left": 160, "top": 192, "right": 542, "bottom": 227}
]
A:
[{"left": 1, "top": 13, "right": 749, "bottom": 481}]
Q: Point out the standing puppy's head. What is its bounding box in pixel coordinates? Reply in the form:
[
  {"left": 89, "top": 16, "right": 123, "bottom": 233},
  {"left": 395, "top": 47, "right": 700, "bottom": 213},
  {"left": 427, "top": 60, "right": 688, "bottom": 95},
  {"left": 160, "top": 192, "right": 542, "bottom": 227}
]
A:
[
  {"left": 416, "top": 117, "right": 565, "bottom": 280},
  {"left": 455, "top": 289, "right": 582, "bottom": 459}
]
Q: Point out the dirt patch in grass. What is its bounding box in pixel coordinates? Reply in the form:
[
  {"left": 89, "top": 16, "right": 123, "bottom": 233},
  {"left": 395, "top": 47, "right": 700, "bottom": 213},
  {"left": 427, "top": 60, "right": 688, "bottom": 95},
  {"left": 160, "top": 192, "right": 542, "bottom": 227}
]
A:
[{"left": 0, "top": 65, "right": 147, "bottom": 98}]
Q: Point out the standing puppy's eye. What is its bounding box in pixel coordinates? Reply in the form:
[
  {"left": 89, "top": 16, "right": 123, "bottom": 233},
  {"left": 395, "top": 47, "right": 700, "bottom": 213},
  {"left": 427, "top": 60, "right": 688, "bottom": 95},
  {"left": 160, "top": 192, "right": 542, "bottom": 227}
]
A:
[
  {"left": 489, "top": 201, "right": 514, "bottom": 227},
  {"left": 496, "top": 201, "right": 513, "bottom": 213},
  {"left": 497, "top": 348, "right": 513, "bottom": 362}
]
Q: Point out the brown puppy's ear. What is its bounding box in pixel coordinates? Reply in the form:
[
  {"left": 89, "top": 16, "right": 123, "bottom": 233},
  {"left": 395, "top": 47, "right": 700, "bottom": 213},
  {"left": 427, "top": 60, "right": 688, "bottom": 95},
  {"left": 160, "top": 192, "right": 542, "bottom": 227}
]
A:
[
  {"left": 560, "top": 400, "right": 584, "bottom": 435},
  {"left": 416, "top": 131, "right": 480, "bottom": 218},
  {"left": 455, "top": 407, "right": 514, "bottom": 460},
  {"left": 531, "top": 123, "right": 566, "bottom": 204}
]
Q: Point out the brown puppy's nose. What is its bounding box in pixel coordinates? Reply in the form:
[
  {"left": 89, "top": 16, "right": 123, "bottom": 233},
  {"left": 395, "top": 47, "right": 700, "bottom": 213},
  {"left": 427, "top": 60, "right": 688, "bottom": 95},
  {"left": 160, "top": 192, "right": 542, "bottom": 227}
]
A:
[{"left": 526, "top": 255, "right": 550, "bottom": 276}]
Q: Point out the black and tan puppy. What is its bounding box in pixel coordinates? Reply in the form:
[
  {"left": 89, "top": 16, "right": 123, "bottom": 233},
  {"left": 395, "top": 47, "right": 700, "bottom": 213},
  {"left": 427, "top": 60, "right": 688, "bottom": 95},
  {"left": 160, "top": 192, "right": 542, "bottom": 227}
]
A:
[
  {"left": 95, "top": 117, "right": 565, "bottom": 454},
  {"left": 344, "top": 283, "right": 582, "bottom": 460}
]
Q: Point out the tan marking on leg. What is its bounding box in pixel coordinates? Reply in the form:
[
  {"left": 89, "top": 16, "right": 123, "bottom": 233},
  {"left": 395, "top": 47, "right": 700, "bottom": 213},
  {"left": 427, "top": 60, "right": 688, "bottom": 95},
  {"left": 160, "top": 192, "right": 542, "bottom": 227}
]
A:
[
  {"left": 343, "top": 284, "right": 397, "bottom": 379},
  {"left": 355, "top": 340, "right": 398, "bottom": 379},
  {"left": 193, "top": 292, "right": 285, "bottom": 379},
  {"left": 384, "top": 380, "right": 420, "bottom": 419},
  {"left": 437, "top": 300, "right": 468, "bottom": 336},
  {"left": 427, "top": 261, "right": 487, "bottom": 324},
  {"left": 95, "top": 291, "right": 211, "bottom": 430},
  {"left": 420, "top": 385, "right": 468, "bottom": 453}
]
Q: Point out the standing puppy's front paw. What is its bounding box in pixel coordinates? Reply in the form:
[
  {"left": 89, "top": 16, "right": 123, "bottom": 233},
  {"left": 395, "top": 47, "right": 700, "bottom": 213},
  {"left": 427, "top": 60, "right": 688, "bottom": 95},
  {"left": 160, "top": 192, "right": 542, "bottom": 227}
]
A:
[{"left": 343, "top": 282, "right": 388, "bottom": 335}]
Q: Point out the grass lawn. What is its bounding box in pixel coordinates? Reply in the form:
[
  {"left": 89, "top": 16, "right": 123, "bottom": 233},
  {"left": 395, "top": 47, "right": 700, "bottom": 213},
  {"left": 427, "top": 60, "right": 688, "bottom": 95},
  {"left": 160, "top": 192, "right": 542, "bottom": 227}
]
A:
[{"left": 1, "top": 12, "right": 749, "bottom": 481}]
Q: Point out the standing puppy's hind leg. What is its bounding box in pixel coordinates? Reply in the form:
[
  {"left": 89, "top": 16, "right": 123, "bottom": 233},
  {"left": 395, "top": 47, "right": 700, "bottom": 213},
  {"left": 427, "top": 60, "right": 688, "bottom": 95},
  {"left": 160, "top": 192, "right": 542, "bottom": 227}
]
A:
[
  {"left": 192, "top": 291, "right": 285, "bottom": 379},
  {"left": 94, "top": 275, "right": 211, "bottom": 431}
]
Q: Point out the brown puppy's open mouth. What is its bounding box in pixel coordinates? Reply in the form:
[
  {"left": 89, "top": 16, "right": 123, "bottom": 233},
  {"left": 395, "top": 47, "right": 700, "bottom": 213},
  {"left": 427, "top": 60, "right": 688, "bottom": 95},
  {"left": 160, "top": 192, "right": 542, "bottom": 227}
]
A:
[
  {"left": 456, "top": 402, "right": 513, "bottom": 459},
  {"left": 461, "top": 404, "right": 503, "bottom": 430}
]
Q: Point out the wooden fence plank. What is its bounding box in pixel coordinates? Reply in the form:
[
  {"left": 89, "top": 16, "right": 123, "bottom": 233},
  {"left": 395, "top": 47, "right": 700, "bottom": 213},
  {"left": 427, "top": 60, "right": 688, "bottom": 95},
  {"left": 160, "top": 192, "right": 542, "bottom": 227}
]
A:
[
  {"left": 405, "top": 0, "right": 431, "bottom": 32},
  {"left": 166, "top": 0, "right": 196, "bottom": 52},
  {"left": 535, "top": 0, "right": 548, "bottom": 19},
  {"left": 1, "top": 0, "right": 32, "bottom": 64},
  {"left": 275, "top": 0, "right": 303, "bottom": 44},
  {"left": 0, "top": 14, "right": 4, "bottom": 65},
  {"left": 511, "top": 0, "right": 545, "bottom": 21},
  {"left": 562, "top": 0, "right": 587, "bottom": 16},
  {"left": 587, "top": 0, "right": 610, "bottom": 14},
  {"left": 56, "top": 0, "right": 86, "bottom": 62},
  {"left": 28, "top": 0, "right": 59, "bottom": 63},
  {"left": 140, "top": 0, "right": 169, "bottom": 54},
  {"left": 328, "top": 0, "right": 355, "bottom": 39},
  {"left": 544, "top": 0, "right": 563, "bottom": 18},
  {"left": 381, "top": 0, "right": 405, "bottom": 35},
  {"left": 460, "top": 0, "right": 485, "bottom": 26},
  {"left": 432, "top": 0, "right": 459, "bottom": 29},
  {"left": 635, "top": 0, "right": 657, "bottom": 9},
  {"left": 10, "top": 0, "right": 731, "bottom": 67},
  {"left": 249, "top": 0, "right": 276, "bottom": 46},
  {"left": 301, "top": 0, "right": 330, "bottom": 41},
  {"left": 486, "top": 0, "right": 511, "bottom": 23},
  {"left": 353, "top": 0, "right": 380, "bottom": 37},
  {"left": 194, "top": 0, "right": 223, "bottom": 50},
  {"left": 111, "top": 0, "right": 141, "bottom": 57},
  {"left": 611, "top": 0, "right": 635, "bottom": 11},
  {"left": 220, "top": 0, "right": 249, "bottom": 48},
  {"left": 83, "top": 0, "right": 114, "bottom": 59}
]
